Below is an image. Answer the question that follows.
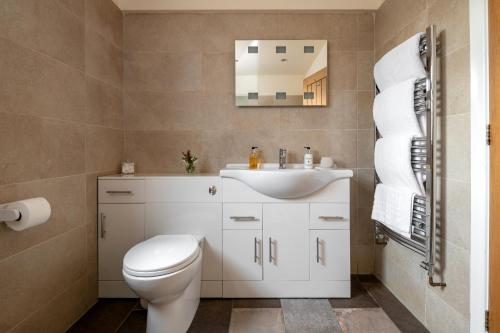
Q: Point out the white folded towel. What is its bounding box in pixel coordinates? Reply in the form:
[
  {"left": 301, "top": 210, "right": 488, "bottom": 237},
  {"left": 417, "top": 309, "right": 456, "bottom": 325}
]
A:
[
  {"left": 374, "top": 33, "right": 427, "bottom": 91},
  {"left": 373, "top": 77, "right": 423, "bottom": 138},
  {"left": 371, "top": 184, "right": 415, "bottom": 237},
  {"left": 374, "top": 136, "right": 424, "bottom": 195}
]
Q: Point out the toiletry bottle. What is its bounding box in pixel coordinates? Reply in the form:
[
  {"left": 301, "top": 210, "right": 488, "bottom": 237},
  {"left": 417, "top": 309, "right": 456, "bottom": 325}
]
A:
[
  {"left": 304, "top": 147, "right": 313, "bottom": 169},
  {"left": 249, "top": 146, "right": 259, "bottom": 170}
]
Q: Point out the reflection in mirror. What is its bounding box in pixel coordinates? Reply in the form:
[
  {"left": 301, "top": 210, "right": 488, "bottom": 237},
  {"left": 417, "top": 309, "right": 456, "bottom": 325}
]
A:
[{"left": 235, "top": 40, "right": 328, "bottom": 107}]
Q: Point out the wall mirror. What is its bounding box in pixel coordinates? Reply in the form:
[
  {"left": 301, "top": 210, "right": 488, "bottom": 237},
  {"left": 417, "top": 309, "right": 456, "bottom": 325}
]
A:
[{"left": 235, "top": 40, "right": 328, "bottom": 107}]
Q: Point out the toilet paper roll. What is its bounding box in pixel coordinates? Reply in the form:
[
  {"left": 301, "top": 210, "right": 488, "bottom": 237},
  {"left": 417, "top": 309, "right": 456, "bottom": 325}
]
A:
[{"left": 4, "top": 198, "right": 51, "bottom": 231}]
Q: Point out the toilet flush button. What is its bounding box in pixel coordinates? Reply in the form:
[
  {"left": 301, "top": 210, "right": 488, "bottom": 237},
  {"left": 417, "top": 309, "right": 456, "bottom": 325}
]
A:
[{"left": 208, "top": 185, "right": 217, "bottom": 196}]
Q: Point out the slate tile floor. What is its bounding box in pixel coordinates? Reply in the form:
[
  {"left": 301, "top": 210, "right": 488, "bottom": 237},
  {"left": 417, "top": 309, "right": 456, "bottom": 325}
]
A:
[{"left": 68, "top": 275, "right": 428, "bottom": 333}]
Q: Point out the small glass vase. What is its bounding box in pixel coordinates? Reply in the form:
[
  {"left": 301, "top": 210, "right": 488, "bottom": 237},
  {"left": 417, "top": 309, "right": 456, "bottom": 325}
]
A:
[{"left": 185, "top": 163, "right": 196, "bottom": 174}]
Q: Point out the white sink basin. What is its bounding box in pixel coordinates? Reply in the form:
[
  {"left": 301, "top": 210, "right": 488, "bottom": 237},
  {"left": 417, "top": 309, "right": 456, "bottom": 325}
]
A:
[{"left": 219, "top": 163, "right": 353, "bottom": 199}]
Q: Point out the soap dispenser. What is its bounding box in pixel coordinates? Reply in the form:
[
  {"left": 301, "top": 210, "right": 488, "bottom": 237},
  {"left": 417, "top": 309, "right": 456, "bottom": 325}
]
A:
[
  {"left": 249, "top": 146, "right": 259, "bottom": 170},
  {"left": 304, "top": 147, "right": 313, "bottom": 169}
]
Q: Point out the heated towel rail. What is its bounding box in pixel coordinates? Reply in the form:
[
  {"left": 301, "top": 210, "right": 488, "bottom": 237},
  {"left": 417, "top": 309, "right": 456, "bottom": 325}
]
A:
[{"left": 373, "top": 25, "right": 446, "bottom": 287}]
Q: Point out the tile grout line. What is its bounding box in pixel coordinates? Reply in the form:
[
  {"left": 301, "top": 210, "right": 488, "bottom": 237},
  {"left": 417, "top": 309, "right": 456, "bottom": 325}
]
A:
[{"left": 113, "top": 299, "right": 141, "bottom": 333}]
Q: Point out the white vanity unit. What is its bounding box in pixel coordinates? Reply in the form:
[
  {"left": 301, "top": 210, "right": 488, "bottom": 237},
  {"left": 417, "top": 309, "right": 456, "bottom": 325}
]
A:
[
  {"left": 97, "top": 175, "right": 222, "bottom": 298},
  {"left": 97, "top": 165, "right": 352, "bottom": 298}
]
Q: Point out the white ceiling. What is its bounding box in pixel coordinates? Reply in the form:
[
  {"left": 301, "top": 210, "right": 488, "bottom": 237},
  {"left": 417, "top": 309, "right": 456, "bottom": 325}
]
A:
[{"left": 113, "top": 0, "right": 384, "bottom": 12}]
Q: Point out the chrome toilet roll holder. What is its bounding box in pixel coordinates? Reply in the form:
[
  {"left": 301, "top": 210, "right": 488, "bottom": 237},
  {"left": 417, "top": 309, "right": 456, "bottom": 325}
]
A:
[{"left": 0, "top": 207, "right": 21, "bottom": 222}]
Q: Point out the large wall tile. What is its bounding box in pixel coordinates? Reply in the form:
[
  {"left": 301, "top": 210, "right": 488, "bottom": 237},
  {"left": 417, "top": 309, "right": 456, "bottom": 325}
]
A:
[
  {"left": 329, "top": 130, "right": 358, "bottom": 168},
  {"left": 202, "top": 53, "right": 234, "bottom": 93},
  {"left": 0, "top": 175, "right": 85, "bottom": 261},
  {"left": 85, "top": 126, "right": 123, "bottom": 173},
  {"left": 356, "top": 129, "right": 374, "bottom": 168},
  {"left": 0, "top": 113, "right": 85, "bottom": 185},
  {"left": 124, "top": 14, "right": 204, "bottom": 53},
  {"left": 86, "top": 76, "right": 123, "bottom": 128},
  {"left": 278, "top": 91, "right": 356, "bottom": 130},
  {"left": 357, "top": 168, "right": 374, "bottom": 208},
  {"left": 329, "top": 51, "right": 357, "bottom": 90},
  {"left": 86, "top": 28, "right": 123, "bottom": 89},
  {"left": 124, "top": 51, "right": 201, "bottom": 92},
  {"left": 124, "top": 91, "right": 230, "bottom": 131},
  {"left": 357, "top": 91, "right": 374, "bottom": 129},
  {"left": 439, "top": 178, "right": 470, "bottom": 250},
  {"left": 278, "top": 14, "right": 333, "bottom": 40},
  {"left": 374, "top": 0, "right": 427, "bottom": 48},
  {"left": 431, "top": 241, "right": 470, "bottom": 317},
  {"left": 357, "top": 51, "right": 374, "bottom": 91},
  {"left": 9, "top": 276, "right": 89, "bottom": 333},
  {"left": 0, "top": 0, "right": 84, "bottom": 70},
  {"left": 86, "top": 0, "right": 123, "bottom": 48},
  {"left": 0, "top": 227, "right": 86, "bottom": 332},
  {"left": 442, "top": 46, "right": 470, "bottom": 116},
  {"left": 428, "top": 0, "right": 469, "bottom": 56},
  {"left": 124, "top": 130, "right": 203, "bottom": 173},
  {"left": 203, "top": 13, "right": 280, "bottom": 54},
  {"left": 0, "top": 38, "right": 86, "bottom": 122},
  {"left": 442, "top": 113, "right": 469, "bottom": 181},
  {"left": 358, "top": 13, "right": 375, "bottom": 51},
  {"left": 57, "top": 0, "right": 85, "bottom": 19},
  {"left": 425, "top": 285, "right": 469, "bottom": 333}
]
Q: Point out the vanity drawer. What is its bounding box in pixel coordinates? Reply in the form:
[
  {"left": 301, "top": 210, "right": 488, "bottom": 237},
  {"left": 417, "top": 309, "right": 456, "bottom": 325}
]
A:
[
  {"left": 98, "top": 180, "right": 145, "bottom": 204},
  {"left": 223, "top": 203, "right": 262, "bottom": 229},
  {"left": 309, "top": 203, "right": 350, "bottom": 229}
]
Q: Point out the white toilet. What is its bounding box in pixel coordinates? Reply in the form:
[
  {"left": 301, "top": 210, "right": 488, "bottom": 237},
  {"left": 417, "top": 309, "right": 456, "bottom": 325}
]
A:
[{"left": 122, "top": 234, "right": 203, "bottom": 333}]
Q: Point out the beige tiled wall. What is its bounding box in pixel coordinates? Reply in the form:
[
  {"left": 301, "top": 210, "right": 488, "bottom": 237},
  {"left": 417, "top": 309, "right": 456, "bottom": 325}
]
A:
[
  {"left": 373, "top": 0, "right": 471, "bottom": 331},
  {"left": 123, "top": 12, "right": 377, "bottom": 274},
  {"left": 0, "top": 1, "right": 123, "bottom": 332}
]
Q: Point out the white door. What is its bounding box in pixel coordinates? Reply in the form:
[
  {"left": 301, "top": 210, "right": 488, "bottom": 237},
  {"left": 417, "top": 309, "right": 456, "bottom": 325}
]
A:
[
  {"left": 98, "top": 204, "right": 145, "bottom": 281},
  {"left": 223, "top": 230, "right": 262, "bottom": 280},
  {"left": 263, "top": 204, "right": 309, "bottom": 281},
  {"left": 310, "top": 230, "right": 350, "bottom": 281}
]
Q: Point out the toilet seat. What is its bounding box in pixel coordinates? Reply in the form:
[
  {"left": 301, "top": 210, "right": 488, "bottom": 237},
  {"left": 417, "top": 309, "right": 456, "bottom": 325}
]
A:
[{"left": 123, "top": 235, "right": 200, "bottom": 277}]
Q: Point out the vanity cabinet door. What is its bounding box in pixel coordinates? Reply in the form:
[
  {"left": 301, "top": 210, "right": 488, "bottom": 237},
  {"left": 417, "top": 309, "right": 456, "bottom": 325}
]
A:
[
  {"left": 309, "top": 230, "right": 350, "bottom": 281},
  {"left": 223, "top": 230, "right": 262, "bottom": 281},
  {"left": 98, "top": 204, "right": 145, "bottom": 281},
  {"left": 263, "top": 204, "right": 309, "bottom": 281}
]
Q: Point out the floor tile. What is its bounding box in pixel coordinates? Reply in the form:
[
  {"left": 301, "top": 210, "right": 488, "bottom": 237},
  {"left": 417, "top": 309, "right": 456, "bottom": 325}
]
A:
[
  {"left": 357, "top": 274, "right": 380, "bottom": 283},
  {"left": 335, "top": 308, "right": 401, "bottom": 333},
  {"left": 187, "top": 299, "right": 233, "bottom": 333},
  {"left": 281, "top": 299, "right": 342, "bottom": 333},
  {"left": 229, "top": 308, "right": 285, "bottom": 333},
  {"left": 362, "top": 282, "right": 429, "bottom": 333},
  {"left": 329, "top": 278, "right": 379, "bottom": 308},
  {"left": 232, "top": 298, "right": 282, "bottom": 308},
  {"left": 67, "top": 299, "right": 138, "bottom": 333},
  {"left": 117, "top": 310, "right": 147, "bottom": 333}
]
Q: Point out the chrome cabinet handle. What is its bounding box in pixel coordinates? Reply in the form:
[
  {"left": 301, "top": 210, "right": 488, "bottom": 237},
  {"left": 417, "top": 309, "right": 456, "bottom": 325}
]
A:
[
  {"left": 230, "top": 216, "right": 258, "bottom": 222},
  {"left": 208, "top": 185, "right": 217, "bottom": 196},
  {"left": 268, "top": 237, "right": 273, "bottom": 263},
  {"left": 100, "top": 213, "right": 106, "bottom": 238},
  {"left": 316, "top": 237, "right": 320, "bottom": 263},
  {"left": 106, "top": 190, "right": 133, "bottom": 194},
  {"left": 318, "top": 216, "right": 344, "bottom": 221},
  {"left": 254, "top": 237, "right": 258, "bottom": 263}
]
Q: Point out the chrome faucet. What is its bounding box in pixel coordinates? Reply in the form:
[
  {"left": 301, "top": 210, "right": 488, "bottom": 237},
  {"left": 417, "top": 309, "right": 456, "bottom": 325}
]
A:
[{"left": 279, "top": 148, "right": 287, "bottom": 169}]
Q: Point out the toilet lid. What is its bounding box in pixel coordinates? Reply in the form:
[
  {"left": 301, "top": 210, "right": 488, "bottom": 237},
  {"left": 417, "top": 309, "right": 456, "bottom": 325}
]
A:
[{"left": 123, "top": 235, "right": 200, "bottom": 277}]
